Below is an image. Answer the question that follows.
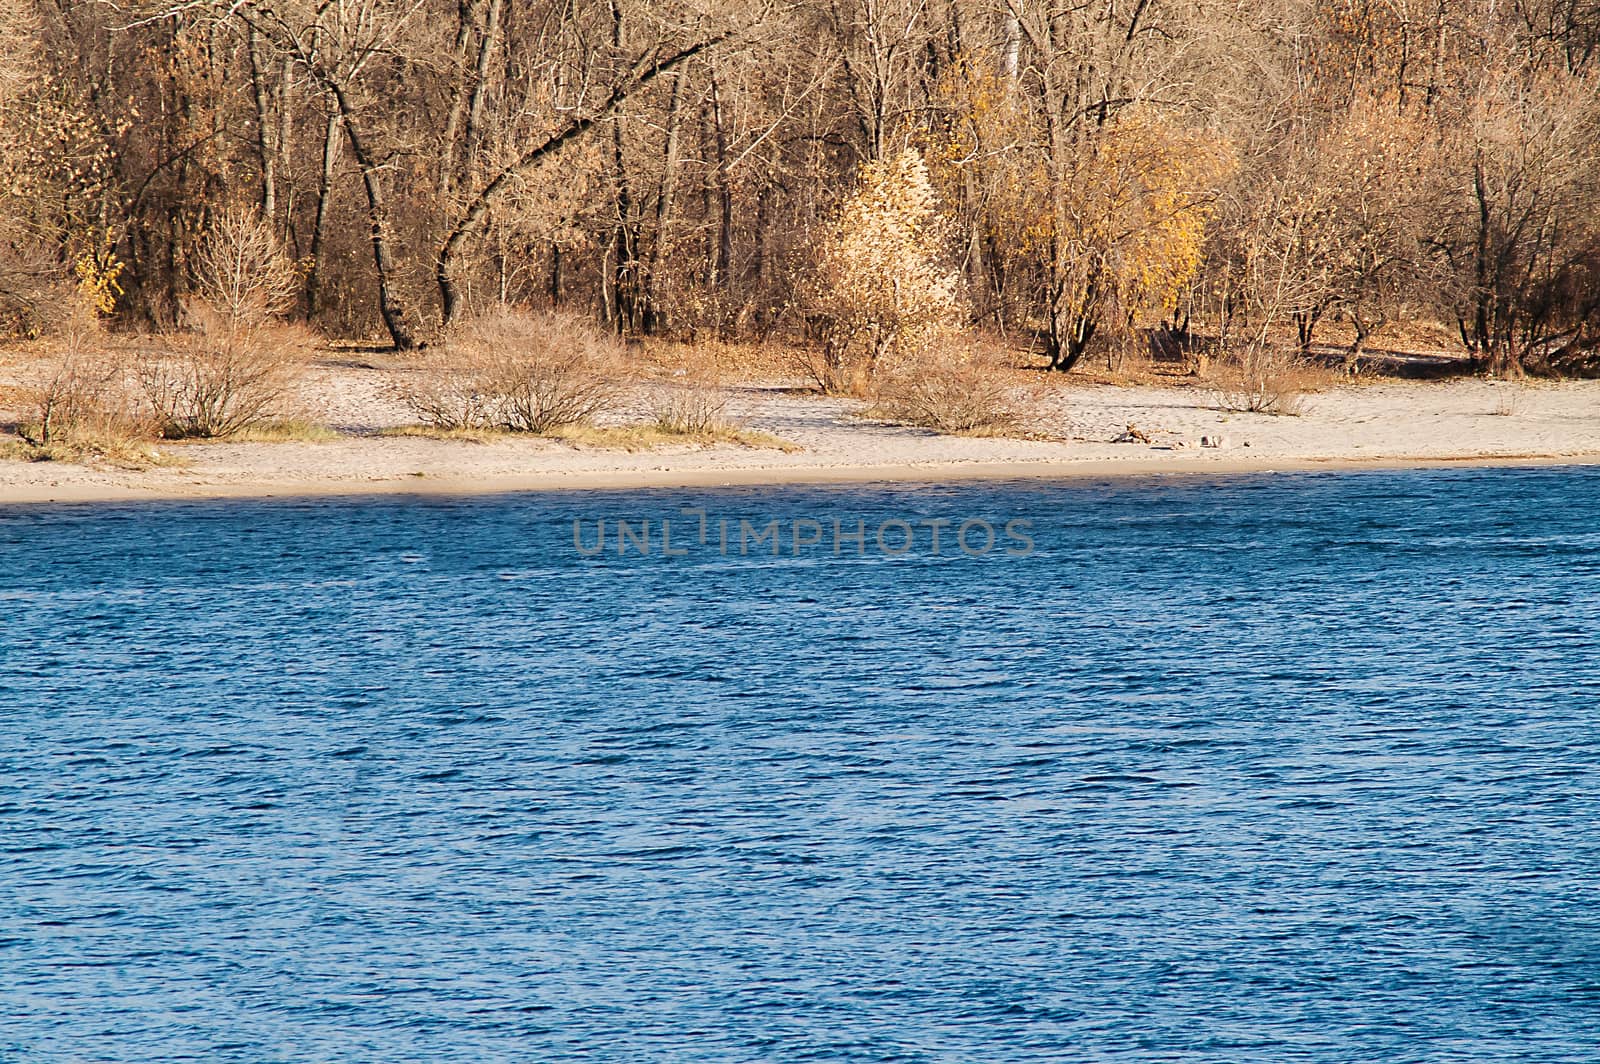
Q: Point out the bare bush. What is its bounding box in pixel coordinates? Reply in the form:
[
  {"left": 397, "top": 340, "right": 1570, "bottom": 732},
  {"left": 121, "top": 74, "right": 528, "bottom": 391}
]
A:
[
  {"left": 27, "top": 357, "right": 108, "bottom": 446},
  {"left": 17, "top": 303, "right": 152, "bottom": 457},
  {"left": 127, "top": 208, "right": 309, "bottom": 440},
  {"left": 22, "top": 356, "right": 151, "bottom": 453},
  {"left": 1214, "top": 347, "right": 1316, "bottom": 416},
  {"left": 794, "top": 345, "right": 871, "bottom": 397},
  {"left": 874, "top": 341, "right": 1021, "bottom": 434},
  {"left": 652, "top": 374, "right": 732, "bottom": 435},
  {"left": 402, "top": 358, "right": 500, "bottom": 431},
  {"left": 138, "top": 313, "right": 310, "bottom": 438},
  {"left": 403, "top": 309, "right": 626, "bottom": 434}
]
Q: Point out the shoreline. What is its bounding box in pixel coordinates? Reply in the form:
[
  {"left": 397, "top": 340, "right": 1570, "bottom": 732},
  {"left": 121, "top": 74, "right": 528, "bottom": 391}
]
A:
[
  {"left": 5, "top": 450, "right": 1599, "bottom": 506},
  {"left": 7, "top": 374, "right": 1600, "bottom": 507}
]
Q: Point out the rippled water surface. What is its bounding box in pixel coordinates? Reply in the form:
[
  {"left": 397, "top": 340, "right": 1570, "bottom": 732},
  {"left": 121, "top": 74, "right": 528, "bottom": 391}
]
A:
[{"left": 3, "top": 468, "right": 1600, "bottom": 1062}]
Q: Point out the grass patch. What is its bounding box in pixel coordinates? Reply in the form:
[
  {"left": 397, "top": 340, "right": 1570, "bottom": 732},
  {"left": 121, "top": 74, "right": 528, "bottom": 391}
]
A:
[
  {"left": 220, "top": 419, "right": 341, "bottom": 442},
  {"left": 1, "top": 430, "right": 186, "bottom": 469},
  {"left": 379, "top": 421, "right": 800, "bottom": 452},
  {"left": 551, "top": 422, "right": 800, "bottom": 452},
  {"left": 0, "top": 438, "right": 35, "bottom": 462},
  {"left": 379, "top": 424, "right": 512, "bottom": 442}
]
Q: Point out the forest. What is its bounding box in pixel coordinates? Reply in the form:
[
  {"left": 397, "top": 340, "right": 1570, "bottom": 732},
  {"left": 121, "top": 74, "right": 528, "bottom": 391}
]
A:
[{"left": 2, "top": 0, "right": 1599, "bottom": 381}]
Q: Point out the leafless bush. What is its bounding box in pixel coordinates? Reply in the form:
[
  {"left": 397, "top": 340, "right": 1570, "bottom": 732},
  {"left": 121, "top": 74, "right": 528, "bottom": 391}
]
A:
[
  {"left": 402, "top": 358, "right": 500, "bottom": 431},
  {"left": 26, "top": 357, "right": 109, "bottom": 446},
  {"left": 874, "top": 340, "right": 1021, "bottom": 434},
  {"left": 126, "top": 209, "right": 308, "bottom": 440},
  {"left": 138, "top": 312, "right": 311, "bottom": 438},
  {"left": 1489, "top": 383, "right": 1527, "bottom": 416},
  {"left": 1214, "top": 346, "right": 1316, "bottom": 416},
  {"left": 404, "top": 309, "right": 626, "bottom": 433},
  {"left": 17, "top": 304, "right": 151, "bottom": 455},
  {"left": 652, "top": 375, "right": 732, "bottom": 435},
  {"left": 794, "top": 345, "right": 872, "bottom": 397},
  {"left": 22, "top": 357, "right": 152, "bottom": 453}
]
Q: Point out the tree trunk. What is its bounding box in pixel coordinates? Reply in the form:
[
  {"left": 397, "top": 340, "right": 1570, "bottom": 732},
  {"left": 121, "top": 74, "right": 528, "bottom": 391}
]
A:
[
  {"left": 331, "top": 84, "right": 416, "bottom": 350},
  {"left": 306, "top": 111, "right": 341, "bottom": 318},
  {"left": 276, "top": 54, "right": 294, "bottom": 248},
  {"left": 460, "top": 0, "right": 504, "bottom": 187},
  {"left": 643, "top": 71, "right": 685, "bottom": 334},
  {"left": 610, "top": 119, "right": 638, "bottom": 332},
  {"left": 1472, "top": 153, "right": 1494, "bottom": 366},
  {"left": 1003, "top": 14, "right": 1021, "bottom": 80},
  {"left": 438, "top": 0, "right": 479, "bottom": 198},
  {"left": 710, "top": 69, "right": 734, "bottom": 291},
  {"left": 607, "top": 1, "right": 638, "bottom": 333},
  {"left": 1294, "top": 307, "right": 1321, "bottom": 352},
  {"left": 246, "top": 26, "right": 277, "bottom": 222}
]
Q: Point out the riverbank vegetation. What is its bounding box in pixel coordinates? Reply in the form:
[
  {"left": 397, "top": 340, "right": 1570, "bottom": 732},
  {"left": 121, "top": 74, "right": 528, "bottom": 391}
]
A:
[{"left": 2, "top": 1, "right": 1599, "bottom": 463}]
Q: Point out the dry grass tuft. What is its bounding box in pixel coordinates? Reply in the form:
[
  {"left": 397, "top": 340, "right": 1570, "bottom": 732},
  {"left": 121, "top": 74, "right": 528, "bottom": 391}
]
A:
[
  {"left": 1488, "top": 383, "right": 1528, "bottom": 416},
  {"left": 379, "top": 424, "right": 509, "bottom": 442},
  {"left": 4, "top": 431, "right": 181, "bottom": 468},
  {"left": 551, "top": 422, "right": 798, "bottom": 452},
  {"left": 222, "top": 419, "right": 340, "bottom": 443},
  {"left": 380, "top": 418, "right": 798, "bottom": 452}
]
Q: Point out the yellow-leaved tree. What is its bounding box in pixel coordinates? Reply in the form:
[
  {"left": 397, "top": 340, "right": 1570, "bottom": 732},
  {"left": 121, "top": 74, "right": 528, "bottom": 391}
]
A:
[
  {"left": 804, "top": 148, "right": 961, "bottom": 394},
  {"left": 932, "top": 58, "right": 1234, "bottom": 371},
  {"left": 1079, "top": 113, "right": 1235, "bottom": 370}
]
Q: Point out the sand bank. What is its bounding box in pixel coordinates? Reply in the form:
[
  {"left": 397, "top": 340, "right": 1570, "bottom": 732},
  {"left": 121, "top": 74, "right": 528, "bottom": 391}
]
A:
[{"left": 4, "top": 373, "right": 1599, "bottom": 505}]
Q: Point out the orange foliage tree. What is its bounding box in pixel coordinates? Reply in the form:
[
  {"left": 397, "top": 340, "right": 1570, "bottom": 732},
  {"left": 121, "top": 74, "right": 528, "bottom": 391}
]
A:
[{"left": 933, "top": 60, "right": 1233, "bottom": 370}]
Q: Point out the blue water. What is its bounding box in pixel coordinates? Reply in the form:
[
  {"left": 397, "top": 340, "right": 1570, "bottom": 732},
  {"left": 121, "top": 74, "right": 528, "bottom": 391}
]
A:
[{"left": 3, "top": 468, "right": 1600, "bottom": 1062}]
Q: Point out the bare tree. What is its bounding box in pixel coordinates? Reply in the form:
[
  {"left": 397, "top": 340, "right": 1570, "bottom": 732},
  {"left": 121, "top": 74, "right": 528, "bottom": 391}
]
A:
[
  {"left": 1430, "top": 65, "right": 1600, "bottom": 372},
  {"left": 189, "top": 207, "right": 298, "bottom": 326}
]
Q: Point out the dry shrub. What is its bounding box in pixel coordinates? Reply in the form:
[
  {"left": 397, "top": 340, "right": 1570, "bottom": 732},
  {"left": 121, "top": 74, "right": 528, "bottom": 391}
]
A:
[
  {"left": 25, "top": 355, "right": 116, "bottom": 446},
  {"left": 131, "top": 210, "right": 309, "bottom": 439},
  {"left": 497, "top": 337, "right": 623, "bottom": 436},
  {"left": 874, "top": 340, "right": 1021, "bottom": 434},
  {"left": 653, "top": 374, "right": 732, "bottom": 435},
  {"left": 794, "top": 345, "right": 873, "bottom": 396},
  {"left": 404, "top": 308, "right": 626, "bottom": 433},
  {"left": 138, "top": 311, "right": 312, "bottom": 438},
  {"left": 21, "top": 355, "right": 152, "bottom": 456},
  {"left": 403, "top": 357, "right": 500, "bottom": 431},
  {"left": 17, "top": 305, "right": 154, "bottom": 458},
  {"left": 1214, "top": 346, "right": 1318, "bottom": 415}
]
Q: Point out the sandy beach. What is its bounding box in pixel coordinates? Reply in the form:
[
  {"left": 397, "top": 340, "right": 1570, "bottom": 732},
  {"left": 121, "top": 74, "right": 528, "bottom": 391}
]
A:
[{"left": 3, "top": 358, "right": 1599, "bottom": 504}]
